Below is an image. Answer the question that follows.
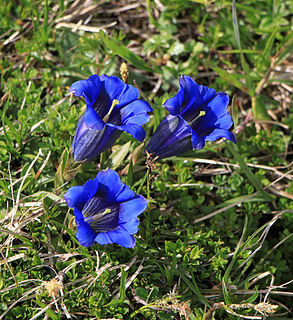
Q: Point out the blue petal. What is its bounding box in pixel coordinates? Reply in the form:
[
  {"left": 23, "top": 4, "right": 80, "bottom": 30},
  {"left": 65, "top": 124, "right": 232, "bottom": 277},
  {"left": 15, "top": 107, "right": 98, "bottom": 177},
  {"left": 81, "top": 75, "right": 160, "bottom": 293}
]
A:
[
  {"left": 116, "top": 84, "right": 140, "bottom": 108},
  {"left": 196, "top": 112, "right": 234, "bottom": 137},
  {"left": 120, "top": 100, "right": 153, "bottom": 120},
  {"left": 73, "top": 208, "right": 84, "bottom": 224},
  {"left": 95, "top": 232, "right": 112, "bottom": 245},
  {"left": 76, "top": 221, "right": 96, "bottom": 247},
  {"left": 123, "top": 113, "right": 151, "bottom": 126},
  {"left": 114, "top": 123, "right": 146, "bottom": 142},
  {"left": 163, "top": 86, "right": 184, "bottom": 115},
  {"left": 108, "top": 227, "right": 136, "bottom": 248},
  {"left": 84, "top": 105, "right": 105, "bottom": 130},
  {"left": 121, "top": 219, "right": 140, "bottom": 234},
  {"left": 146, "top": 115, "right": 183, "bottom": 150},
  {"left": 96, "top": 169, "right": 135, "bottom": 203},
  {"left": 95, "top": 227, "right": 136, "bottom": 248},
  {"left": 72, "top": 115, "right": 87, "bottom": 151},
  {"left": 203, "top": 92, "right": 229, "bottom": 116},
  {"left": 64, "top": 179, "right": 99, "bottom": 211},
  {"left": 72, "top": 126, "right": 121, "bottom": 162},
  {"left": 180, "top": 76, "right": 216, "bottom": 119},
  {"left": 205, "top": 128, "right": 236, "bottom": 144},
  {"left": 193, "top": 84, "right": 216, "bottom": 109},
  {"left": 70, "top": 75, "right": 101, "bottom": 106},
  {"left": 180, "top": 76, "right": 203, "bottom": 110},
  {"left": 119, "top": 195, "right": 148, "bottom": 222},
  {"left": 146, "top": 115, "right": 193, "bottom": 159},
  {"left": 99, "top": 75, "right": 128, "bottom": 102},
  {"left": 191, "top": 129, "right": 205, "bottom": 150},
  {"left": 194, "top": 93, "right": 232, "bottom": 133}
]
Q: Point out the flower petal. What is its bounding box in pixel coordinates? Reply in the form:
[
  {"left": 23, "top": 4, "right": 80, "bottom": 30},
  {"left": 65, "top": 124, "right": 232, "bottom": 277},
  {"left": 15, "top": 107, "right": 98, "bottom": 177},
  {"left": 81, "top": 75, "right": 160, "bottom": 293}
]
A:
[
  {"left": 146, "top": 114, "right": 192, "bottom": 158},
  {"left": 64, "top": 179, "right": 99, "bottom": 211},
  {"left": 123, "top": 113, "right": 151, "bottom": 126},
  {"left": 73, "top": 208, "right": 84, "bottom": 224},
  {"left": 180, "top": 75, "right": 202, "bottom": 110},
  {"left": 191, "top": 129, "right": 205, "bottom": 150},
  {"left": 108, "top": 227, "right": 136, "bottom": 248},
  {"left": 84, "top": 105, "right": 105, "bottom": 130},
  {"left": 205, "top": 128, "right": 236, "bottom": 144},
  {"left": 120, "top": 100, "right": 153, "bottom": 120},
  {"left": 179, "top": 76, "right": 216, "bottom": 119},
  {"left": 96, "top": 227, "right": 136, "bottom": 248},
  {"left": 70, "top": 75, "right": 101, "bottom": 106},
  {"left": 95, "top": 232, "right": 112, "bottom": 245},
  {"left": 163, "top": 86, "right": 184, "bottom": 115},
  {"left": 115, "top": 123, "right": 147, "bottom": 142},
  {"left": 100, "top": 75, "right": 128, "bottom": 102},
  {"left": 121, "top": 219, "right": 140, "bottom": 234},
  {"left": 119, "top": 195, "right": 148, "bottom": 222},
  {"left": 76, "top": 221, "right": 96, "bottom": 247},
  {"left": 116, "top": 85, "right": 140, "bottom": 108},
  {"left": 72, "top": 126, "right": 121, "bottom": 162},
  {"left": 72, "top": 115, "right": 87, "bottom": 151},
  {"left": 203, "top": 92, "right": 229, "bottom": 116},
  {"left": 193, "top": 93, "right": 232, "bottom": 134},
  {"left": 96, "top": 169, "right": 135, "bottom": 203},
  {"left": 195, "top": 111, "right": 234, "bottom": 138}
]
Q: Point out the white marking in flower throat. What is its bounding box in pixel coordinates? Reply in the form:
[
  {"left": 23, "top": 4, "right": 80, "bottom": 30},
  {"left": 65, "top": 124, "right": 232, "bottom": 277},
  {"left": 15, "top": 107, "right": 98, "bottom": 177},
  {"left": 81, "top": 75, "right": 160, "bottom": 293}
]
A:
[{"left": 103, "top": 99, "right": 119, "bottom": 123}]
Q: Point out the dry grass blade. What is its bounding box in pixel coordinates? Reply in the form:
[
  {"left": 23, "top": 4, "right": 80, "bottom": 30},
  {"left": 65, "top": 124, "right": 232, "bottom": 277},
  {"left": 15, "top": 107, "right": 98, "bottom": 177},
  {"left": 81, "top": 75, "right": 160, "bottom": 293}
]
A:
[
  {"left": 55, "top": 21, "right": 117, "bottom": 32},
  {"left": 193, "top": 192, "right": 258, "bottom": 224},
  {"left": 0, "top": 286, "right": 42, "bottom": 319},
  {"left": 6, "top": 149, "right": 42, "bottom": 223}
]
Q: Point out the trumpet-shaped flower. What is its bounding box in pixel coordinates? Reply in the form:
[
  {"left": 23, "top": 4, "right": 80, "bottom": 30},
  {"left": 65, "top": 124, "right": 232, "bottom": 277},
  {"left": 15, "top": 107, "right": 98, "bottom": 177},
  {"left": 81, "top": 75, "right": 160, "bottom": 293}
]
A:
[
  {"left": 70, "top": 75, "right": 152, "bottom": 162},
  {"left": 146, "top": 75, "right": 236, "bottom": 159},
  {"left": 64, "top": 169, "right": 148, "bottom": 248}
]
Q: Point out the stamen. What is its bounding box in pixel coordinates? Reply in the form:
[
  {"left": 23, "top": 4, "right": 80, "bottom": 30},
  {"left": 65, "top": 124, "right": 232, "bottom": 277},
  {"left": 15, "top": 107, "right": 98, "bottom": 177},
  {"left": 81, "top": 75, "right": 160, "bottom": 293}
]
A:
[
  {"left": 84, "top": 208, "right": 111, "bottom": 223},
  {"left": 103, "top": 99, "right": 119, "bottom": 123},
  {"left": 188, "top": 110, "right": 206, "bottom": 126}
]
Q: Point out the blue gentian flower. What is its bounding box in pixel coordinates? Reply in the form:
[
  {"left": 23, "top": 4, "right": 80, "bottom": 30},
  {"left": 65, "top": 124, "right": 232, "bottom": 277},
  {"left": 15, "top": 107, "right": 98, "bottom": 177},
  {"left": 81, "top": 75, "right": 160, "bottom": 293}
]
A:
[
  {"left": 146, "top": 75, "right": 236, "bottom": 159},
  {"left": 64, "top": 169, "right": 148, "bottom": 248},
  {"left": 70, "top": 75, "right": 152, "bottom": 162}
]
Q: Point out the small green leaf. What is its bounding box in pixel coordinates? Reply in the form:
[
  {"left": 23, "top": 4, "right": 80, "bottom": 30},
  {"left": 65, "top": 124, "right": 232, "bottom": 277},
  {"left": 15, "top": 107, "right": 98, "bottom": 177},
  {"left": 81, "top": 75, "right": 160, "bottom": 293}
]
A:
[
  {"left": 251, "top": 95, "right": 271, "bottom": 120},
  {"left": 256, "top": 24, "right": 279, "bottom": 73},
  {"left": 119, "top": 268, "right": 127, "bottom": 301},
  {"left": 175, "top": 269, "right": 210, "bottom": 307},
  {"left": 232, "top": 0, "right": 250, "bottom": 77},
  {"left": 231, "top": 95, "right": 239, "bottom": 128},
  {"left": 103, "top": 268, "right": 128, "bottom": 307},
  {"left": 127, "top": 159, "right": 134, "bottom": 187},
  {"left": 222, "top": 280, "right": 232, "bottom": 305},
  {"left": 54, "top": 150, "right": 65, "bottom": 190},
  {"left": 223, "top": 215, "right": 248, "bottom": 283},
  {"left": 104, "top": 141, "right": 131, "bottom": 170},
  {"left": 226, "top": 142, "right": 274, "bottom": 201},
  {"left": 211, "top": 66, "right": 253, "bottom": 95},
  {"left": 63, "top": 150, "right": 83, "bottom": 181},
  {"left": 275, "top": 30, "right": 293, "bottom": 64},
  {"left": 99, "top": 31, "right": 159, "bottom": 73}
]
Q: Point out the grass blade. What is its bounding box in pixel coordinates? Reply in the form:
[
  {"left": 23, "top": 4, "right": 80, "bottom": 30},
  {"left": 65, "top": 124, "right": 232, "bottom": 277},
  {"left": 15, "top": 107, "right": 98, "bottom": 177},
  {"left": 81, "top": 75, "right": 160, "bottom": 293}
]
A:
[
  {"left": 225, "top": 142, "right": 274, "bottom": 201},
  {"left": 99, "top": 31, "right": 160, "bottom": 73}
]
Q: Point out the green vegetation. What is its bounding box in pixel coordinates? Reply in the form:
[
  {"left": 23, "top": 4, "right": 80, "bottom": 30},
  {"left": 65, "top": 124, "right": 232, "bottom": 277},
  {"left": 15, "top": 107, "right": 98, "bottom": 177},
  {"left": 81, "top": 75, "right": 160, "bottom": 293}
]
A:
[{"left": 0, "top": 0, "right": 292, "bottom": 319}]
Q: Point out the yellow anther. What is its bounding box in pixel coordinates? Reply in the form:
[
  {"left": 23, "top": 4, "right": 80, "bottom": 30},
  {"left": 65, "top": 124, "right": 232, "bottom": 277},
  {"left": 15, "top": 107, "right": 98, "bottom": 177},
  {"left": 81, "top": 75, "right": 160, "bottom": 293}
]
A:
[
  {"left": 188, "top": 110, "right": 206, "bottom": 126},
  {"left": 91, "top": 208, "right": 111, "bottom": 221},
  {"left": 103, "top": 99, "right": 119, "bottom": 123}
]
